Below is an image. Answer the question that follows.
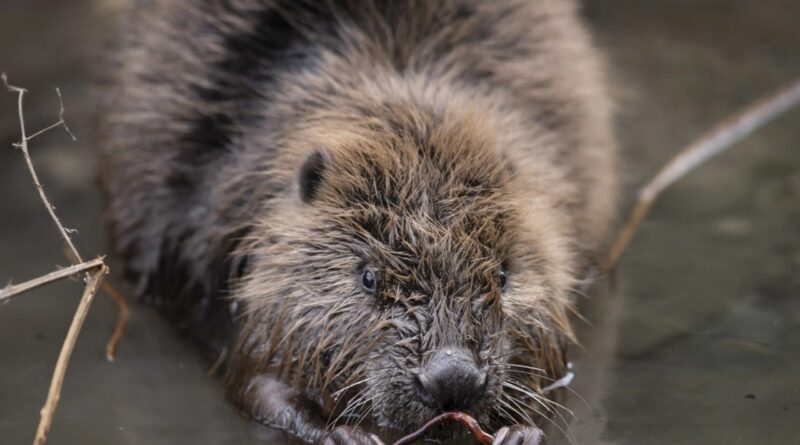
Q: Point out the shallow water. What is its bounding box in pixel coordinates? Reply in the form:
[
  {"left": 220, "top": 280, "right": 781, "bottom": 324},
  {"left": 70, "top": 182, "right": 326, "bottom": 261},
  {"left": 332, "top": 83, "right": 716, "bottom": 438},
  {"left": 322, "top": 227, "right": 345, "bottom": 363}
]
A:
[{"left": 1, "top": 1, "right": 798, "bottom": 444}]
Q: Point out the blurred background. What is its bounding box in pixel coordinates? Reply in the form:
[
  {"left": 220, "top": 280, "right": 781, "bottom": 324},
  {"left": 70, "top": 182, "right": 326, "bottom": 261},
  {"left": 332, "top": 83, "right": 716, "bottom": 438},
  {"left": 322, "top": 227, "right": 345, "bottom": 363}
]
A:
[{"left": 1, "top": 1, "right": 798, "bottom": 444}]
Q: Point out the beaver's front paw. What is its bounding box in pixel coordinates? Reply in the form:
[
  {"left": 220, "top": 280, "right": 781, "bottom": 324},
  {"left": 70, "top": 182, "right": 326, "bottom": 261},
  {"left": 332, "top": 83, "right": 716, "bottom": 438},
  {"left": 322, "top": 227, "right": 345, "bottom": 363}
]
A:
[
  {"left": 492, "top": 425, "right": 545, "bottom": 445},
  {"left": 319, "top": 425, "right": 385, "bottom": 445}
]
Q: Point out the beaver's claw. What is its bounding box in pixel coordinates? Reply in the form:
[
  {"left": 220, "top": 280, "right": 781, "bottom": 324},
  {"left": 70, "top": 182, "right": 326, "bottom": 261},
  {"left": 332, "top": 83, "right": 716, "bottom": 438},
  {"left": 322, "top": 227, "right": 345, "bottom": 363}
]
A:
[
  {"left": 320, "top": 425, "right": 385, "bottom": 445},
  {"left": 492, "top": 425, "right": 545, "bottom": 445}
]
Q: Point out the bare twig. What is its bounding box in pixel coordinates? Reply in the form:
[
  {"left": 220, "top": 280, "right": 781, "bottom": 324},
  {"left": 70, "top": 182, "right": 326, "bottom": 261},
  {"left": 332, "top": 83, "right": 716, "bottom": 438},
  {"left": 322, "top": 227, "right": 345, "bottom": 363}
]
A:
[
  {"left": 65, "top": 249, "right": 130, "bottom": 362},
  {"left": 601, "top": 78, "right": 800, "bottom": 273},
  {"left": 100, "top": 280, "right": 129, "bottom": 362},
  {"left": 2, "top": 73, "right": 111, "bottom": 445},
  {"left": 27, "top": 87, "right": 76, "bottom": 142},
  {"left": 33, "top": 266, "right": 108, "bottom": 445},
  {"left": 3, "top": 73, "right": 84, "bottom": 266},
  {"left": 391, "top": 412, "right": 494, "bottom": 445},
  {"left": 0, "top": 257, "right": 105, "bottom": 303},
  {"left": 207, "top": 347, "right": 229, "bottom": 377}
]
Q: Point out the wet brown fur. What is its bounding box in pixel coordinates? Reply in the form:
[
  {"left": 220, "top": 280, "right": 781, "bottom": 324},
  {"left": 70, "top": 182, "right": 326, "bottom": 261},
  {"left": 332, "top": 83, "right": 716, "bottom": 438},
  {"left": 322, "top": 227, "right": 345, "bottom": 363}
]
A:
[{"left": 97, "top": 0, "right": 616, "bottom": 440}]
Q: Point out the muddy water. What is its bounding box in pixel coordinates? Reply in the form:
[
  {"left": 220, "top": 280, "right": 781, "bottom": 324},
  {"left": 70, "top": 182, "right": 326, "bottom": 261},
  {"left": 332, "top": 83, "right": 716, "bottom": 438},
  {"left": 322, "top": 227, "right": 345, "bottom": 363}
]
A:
[{"left": 1, "top": 1, "right": 798, "bottom": 444}]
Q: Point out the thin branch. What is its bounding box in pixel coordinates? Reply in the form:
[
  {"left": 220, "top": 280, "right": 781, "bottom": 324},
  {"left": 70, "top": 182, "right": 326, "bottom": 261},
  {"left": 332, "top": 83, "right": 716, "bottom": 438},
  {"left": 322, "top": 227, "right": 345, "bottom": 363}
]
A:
[
  {"left": 53, "top": 87, "right": 76, "bottom": 141},
  {"left": 601, "top": 77, "right": 800, "bottom": 273},
  {"left": 2, "top": 74, "right": 111, "bottom": 445},
  {"left": 100, "top": 280, "right": 129, "bottom": 362},
  {"left": 0, "top": 258, "right": 105, "bottom": 303},
  {"left": 2, "top": 73, "right": 83, "bottom": 266},
  {"left": 27, "top": 121, "right": 67, "bottom": 142},
  {"left": 23, "top": 88, "right": 76, "bottom": 142},
  {"left": 64, "top": 248, "right": 129, "bottom": 362},
  {"left": 33, "top": 266, "right": 108, "bottom": 445},
  {"left": 207, "top": 347, "right": 229, "bottom": 377}
]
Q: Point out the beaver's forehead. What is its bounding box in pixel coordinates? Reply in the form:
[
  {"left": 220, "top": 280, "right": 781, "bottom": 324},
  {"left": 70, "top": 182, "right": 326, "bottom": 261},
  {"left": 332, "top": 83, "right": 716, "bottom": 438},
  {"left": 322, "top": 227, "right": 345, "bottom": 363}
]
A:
[
  {"left": 320, "top": 121, "right": 517, "bottom": 271},
  {"left": 326, "top": 152, "right": 512, "bottom": 218},
  {"left": 335, "top": 201, "right": 513, "bottom": 273},
  {"left": 321, "top": 108, "right": 512, "bottom": 208},
  {"left": 325, "top": 150, "right": 516, "bottom": 248}
]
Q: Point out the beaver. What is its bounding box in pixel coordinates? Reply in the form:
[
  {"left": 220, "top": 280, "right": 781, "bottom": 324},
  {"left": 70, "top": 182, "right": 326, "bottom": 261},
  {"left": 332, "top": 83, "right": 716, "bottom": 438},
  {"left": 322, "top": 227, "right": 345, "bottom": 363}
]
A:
[{"left": 96, "top": 1, "right": 616, "bottom": 444}]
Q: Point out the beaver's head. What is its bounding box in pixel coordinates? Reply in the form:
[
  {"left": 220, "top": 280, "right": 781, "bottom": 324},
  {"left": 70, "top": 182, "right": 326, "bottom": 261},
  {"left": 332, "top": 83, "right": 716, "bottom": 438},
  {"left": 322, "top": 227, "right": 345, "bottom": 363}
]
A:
[{"left": 232, "top": 103, "right": 575, "bottom": 436}]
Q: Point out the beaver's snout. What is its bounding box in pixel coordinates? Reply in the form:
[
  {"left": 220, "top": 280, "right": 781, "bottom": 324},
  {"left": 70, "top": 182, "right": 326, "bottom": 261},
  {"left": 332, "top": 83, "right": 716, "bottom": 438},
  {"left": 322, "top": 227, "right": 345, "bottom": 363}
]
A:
[{"left": 413, "top": 348, "right": 488, "bottom": 411}]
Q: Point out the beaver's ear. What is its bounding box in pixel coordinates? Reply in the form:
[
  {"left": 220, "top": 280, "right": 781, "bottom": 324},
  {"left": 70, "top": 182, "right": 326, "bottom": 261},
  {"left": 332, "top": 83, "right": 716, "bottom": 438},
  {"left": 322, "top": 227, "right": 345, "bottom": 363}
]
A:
[{"left": 298, "top": 148, "right": 330, "bottom": 203}]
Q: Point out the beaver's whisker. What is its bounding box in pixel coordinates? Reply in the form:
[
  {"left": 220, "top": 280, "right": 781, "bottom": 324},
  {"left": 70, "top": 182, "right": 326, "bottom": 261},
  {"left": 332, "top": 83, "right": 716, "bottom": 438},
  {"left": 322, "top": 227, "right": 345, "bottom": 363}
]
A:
[
  {"left": 343, "top": 393, "right": 375, "bottom": 428},
  {"left": 497, "top": 398, "right": 517, "bottom": 423},
  {"left": 501, "top": 392, "right": 538, "bottom": 427},
  {"left": 331, "top": 376, "right": 378, "bottom": 398},
  {"left": 504, "top": 380, "right": 570, "bottom": 430},
  {"left": 503, "top": 380, "right": 575, "bottom": 419},
  {"left": 500, "top": 363, "right": 545, "bottom": 372},
  {"left": 352, "top": 395, "right": 378, "bottom": 430},
  {"left": 501, "top": 368, "right": 591, "bottom": 411},
  {"left": 504, "top": 390, "right": 576, "bottom": 445},
  {"left": 497, "top": 363, "right": 546, "bottom": 376},
  {"left": 329, "top": 390, "right": 370, "bottom": 430},
  {"left": 503, "top": 380, "right": 580, "bottom": 445},
  {"left": 326, "top": 377, "right": 375, "bottom": 428}
]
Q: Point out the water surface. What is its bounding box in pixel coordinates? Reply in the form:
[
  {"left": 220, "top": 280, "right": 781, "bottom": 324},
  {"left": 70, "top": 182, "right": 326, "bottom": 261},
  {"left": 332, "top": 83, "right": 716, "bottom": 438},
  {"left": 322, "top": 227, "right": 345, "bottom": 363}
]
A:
[{"left": 1, "top": 1, "right": 798, "bottom": 444}]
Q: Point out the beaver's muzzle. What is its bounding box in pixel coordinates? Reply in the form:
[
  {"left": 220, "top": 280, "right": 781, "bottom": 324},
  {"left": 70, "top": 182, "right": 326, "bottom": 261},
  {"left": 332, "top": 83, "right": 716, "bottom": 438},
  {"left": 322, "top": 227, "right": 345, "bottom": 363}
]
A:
[{"left": 412, "top": 348, "right": 488, "bottom": 411}]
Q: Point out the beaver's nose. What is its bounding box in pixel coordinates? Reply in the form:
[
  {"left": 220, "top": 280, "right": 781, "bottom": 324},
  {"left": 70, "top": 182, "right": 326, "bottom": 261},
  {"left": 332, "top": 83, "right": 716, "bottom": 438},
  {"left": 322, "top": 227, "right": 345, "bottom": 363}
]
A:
[{"left": 413, "top": 348, "right": 487, "bottom": 410}]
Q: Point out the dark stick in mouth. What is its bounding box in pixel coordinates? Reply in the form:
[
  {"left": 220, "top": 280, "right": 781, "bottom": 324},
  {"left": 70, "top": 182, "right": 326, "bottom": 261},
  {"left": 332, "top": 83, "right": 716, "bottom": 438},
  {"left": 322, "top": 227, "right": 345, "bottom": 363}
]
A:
[{"left": 391, "top": 412, "right": 494, "bottom": 445}]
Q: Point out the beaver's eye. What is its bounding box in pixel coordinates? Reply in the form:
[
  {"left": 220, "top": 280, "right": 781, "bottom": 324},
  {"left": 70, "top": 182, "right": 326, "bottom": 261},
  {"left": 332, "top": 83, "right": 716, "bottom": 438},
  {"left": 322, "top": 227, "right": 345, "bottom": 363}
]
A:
[
  {"left": 360, "top": 268, "right": 378, "bottom": 295},
  {"left": 498, "top": 270, "right": 508, "bottom": 292}
]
